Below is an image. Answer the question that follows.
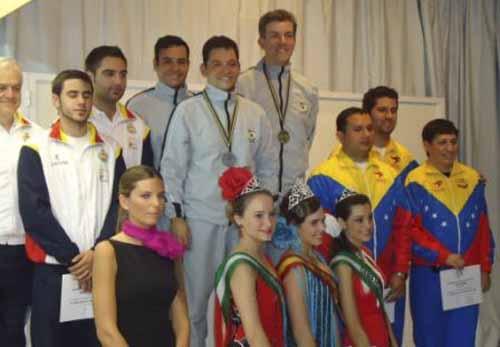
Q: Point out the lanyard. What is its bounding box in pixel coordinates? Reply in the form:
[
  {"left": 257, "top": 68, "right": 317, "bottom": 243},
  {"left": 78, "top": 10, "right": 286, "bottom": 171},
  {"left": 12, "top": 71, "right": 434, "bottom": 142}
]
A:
[
  {"left": 263, "top": 63, "right": 291, "bottom": 129},
  {"left": 202, "top": 90, "right": 239, "bottom": 151}
]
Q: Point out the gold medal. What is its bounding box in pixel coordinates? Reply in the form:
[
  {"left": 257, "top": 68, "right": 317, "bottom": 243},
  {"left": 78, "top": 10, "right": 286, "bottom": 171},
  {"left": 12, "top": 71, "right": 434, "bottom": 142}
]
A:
[
  {"left": 98, "top": 149, "right": 108, "bottom": 162},
  {"left": 127, "top": 123, "right": 137, "bottom": 134},
  {"left": 278, "top": 130, "right": 290, "bottom": 144}
]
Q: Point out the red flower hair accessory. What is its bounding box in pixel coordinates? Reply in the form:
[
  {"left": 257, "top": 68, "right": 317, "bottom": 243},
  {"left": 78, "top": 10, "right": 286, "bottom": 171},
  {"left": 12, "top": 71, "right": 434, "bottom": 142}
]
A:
[{"left": 219, "top": 167, "right": 262, "bottom": 201}]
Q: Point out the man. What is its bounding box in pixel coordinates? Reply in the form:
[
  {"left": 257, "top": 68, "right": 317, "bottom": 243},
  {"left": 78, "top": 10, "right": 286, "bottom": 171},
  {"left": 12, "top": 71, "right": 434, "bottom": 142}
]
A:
[
  {"left": 363, "top": 85, "right": 418, "bottom": 181},
  {"left": 237, "top": 9, "right": 319, "bottom": 194},
  {"left": 85, "top": 45, "right": 153, "bottom": 167},
  {"left": 308, "top": 107, "right": 411, "bottom": 344},
  {"left": 405, "top": 119, "right": 494, "bottom": 347},
  {"left": 127, "top": 35, "right": 192, "bottom": 169},
  {"left": 17, "top": 70, "right": 125, "bottom": 347},
  {"left": 161, "top": 36, "right": 276, "bottom": 347},
  {"left": 0, "top": 57, "right": 41, "bottom": 347}
]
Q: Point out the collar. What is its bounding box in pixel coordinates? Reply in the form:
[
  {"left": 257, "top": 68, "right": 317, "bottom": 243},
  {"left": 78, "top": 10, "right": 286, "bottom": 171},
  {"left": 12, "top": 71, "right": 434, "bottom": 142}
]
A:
[
  {"left": 257, "top": 58, "right": 291, "bottom": 78},
  {"left": 92, "top": 103, "right": 134, "bottom": 123},
  {"left": 204, "top": 84, "right": 236, "bottom": 103},
  {"left": 13, "top": 111, "right": 32, "bottom": 127},
  {"left": 422, "top": 160, "right": 463, "bottom": 177},
  {"left": 155, "top": 81, "right": 188, "bottom": 100},
  {"left": 49, "top": 119, "right": 104, "bottom": 145},
  {"left": 334, "top": 147, "right": 380, "bottom": 170}
]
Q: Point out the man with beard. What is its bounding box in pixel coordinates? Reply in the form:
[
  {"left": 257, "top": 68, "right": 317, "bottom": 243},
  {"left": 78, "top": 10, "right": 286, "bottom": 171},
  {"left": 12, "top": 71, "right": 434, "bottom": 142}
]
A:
[
  {"left": 18, "top": 70, "right": 125, "bottom": 347},
  {"left": 86, "top": 46, "right": 153, "bottom": 168},
  {"left": 363, "top": 86, "right": 418, "bottom": 181}
]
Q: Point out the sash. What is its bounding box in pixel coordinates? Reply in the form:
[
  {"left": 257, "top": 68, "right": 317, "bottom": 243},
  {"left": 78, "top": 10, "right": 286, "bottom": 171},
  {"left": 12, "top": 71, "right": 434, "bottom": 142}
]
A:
[
  {"left": 330, "top": 249, "right": 385, "bottom": 306},
  {"left": 214, "top": 252, "right": 287, "bottom": 345},
  {"left": 277, "top": 251, "right": 338, "bottom": 298}
]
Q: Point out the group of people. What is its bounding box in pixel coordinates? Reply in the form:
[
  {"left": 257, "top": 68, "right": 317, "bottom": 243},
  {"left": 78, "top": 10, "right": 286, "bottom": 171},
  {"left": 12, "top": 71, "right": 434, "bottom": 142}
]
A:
[{"left": 0, "top": 7, "right": 494, "bottom": 347}]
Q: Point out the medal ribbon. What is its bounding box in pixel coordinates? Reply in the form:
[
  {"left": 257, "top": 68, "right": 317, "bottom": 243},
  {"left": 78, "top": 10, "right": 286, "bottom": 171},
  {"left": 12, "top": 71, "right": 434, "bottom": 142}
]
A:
[
  {"left": 263, "top": 63, "right": 291, "bottom": 129},
  {"left": 202, "top": 90, "right": 239, "bottom": 151}
]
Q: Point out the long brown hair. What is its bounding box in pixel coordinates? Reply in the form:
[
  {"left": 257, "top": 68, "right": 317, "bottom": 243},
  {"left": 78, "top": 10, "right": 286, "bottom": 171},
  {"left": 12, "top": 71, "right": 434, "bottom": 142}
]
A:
[{"left": 115, "top": 165, "right": 163, "bottom": 233}]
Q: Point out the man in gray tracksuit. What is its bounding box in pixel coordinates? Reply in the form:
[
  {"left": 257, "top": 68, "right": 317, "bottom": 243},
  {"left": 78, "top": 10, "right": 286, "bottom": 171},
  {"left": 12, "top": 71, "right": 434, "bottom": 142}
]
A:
[
  {"left": 160, "top": 36, "right": 277, "bottom": 347},
  {"left": 127, "top": 35, "right": 192, "bottom": 170},
  {"left": 237, "top": 9, "right": 319, "bottom": 194}
]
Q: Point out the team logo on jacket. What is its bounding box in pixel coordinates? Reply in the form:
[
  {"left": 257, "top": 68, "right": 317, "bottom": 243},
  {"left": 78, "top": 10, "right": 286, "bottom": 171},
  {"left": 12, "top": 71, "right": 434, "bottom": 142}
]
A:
[
  {"left": 390, "top": 155, "right": 400, "bottom": 164},
  {"left": 456, "top": 178, "right": 468, "bottom": 189},
  {"left": 432, "top": 180, "right": 444, "bottom": 191},
  {"left": 374, "top": 171, "right": 385, "bottom": 181},
  {"left": 22, "top": 132, "right": 30, "bottom": 142},
  {"left": 98, "top": 149, "right": 108, "bottom": 162},
  {"left": 247, "top": 129, "right": 256, "bottom": 143},
  {"left": 127, "top": 123, "right": 137, "bottom": 134}
]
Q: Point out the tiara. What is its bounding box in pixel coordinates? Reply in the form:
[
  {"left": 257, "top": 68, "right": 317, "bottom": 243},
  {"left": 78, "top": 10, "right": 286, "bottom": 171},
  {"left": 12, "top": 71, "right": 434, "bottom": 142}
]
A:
[
  {"left": 336, "top": 189, "right": 357, "bottom": 204},
  {"left": 288, "top": 180, "right": 315, "bottom": 210},
  {"left": 219, "top": 167, "right": 263, "bottom": 202}
]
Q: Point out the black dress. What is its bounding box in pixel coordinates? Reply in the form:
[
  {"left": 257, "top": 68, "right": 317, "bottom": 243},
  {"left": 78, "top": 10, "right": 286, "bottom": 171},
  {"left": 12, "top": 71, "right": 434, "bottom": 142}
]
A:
[{"left": 109, "top": 239, "right": 178, "bottom": 347}]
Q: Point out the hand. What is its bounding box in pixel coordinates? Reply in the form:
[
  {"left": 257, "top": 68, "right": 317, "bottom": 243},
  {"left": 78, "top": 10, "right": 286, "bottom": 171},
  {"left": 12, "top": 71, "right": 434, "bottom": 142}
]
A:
[
  {"left": 69, "top": 250, "right": 94, "bottom": 281},
  {"left": 482, "top": 272, "right": 491, "bottom": 292},
  {"left": 78, "top": 278, "right": 92, "bottom": 293},
  {"left": 171, "top": 217, "right": 191, "bottom": 248},
  {"left": 445, "top": 253, "right": 464, "bottom": 269},
  {"left": 385, "top": 273, "right": 406, "bottom": 302}
]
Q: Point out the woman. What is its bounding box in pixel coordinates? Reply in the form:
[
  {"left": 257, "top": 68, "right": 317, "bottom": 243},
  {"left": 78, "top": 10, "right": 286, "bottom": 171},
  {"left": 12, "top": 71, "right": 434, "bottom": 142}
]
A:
[
  {"left": 330, "top": 192, "right": 397, "bottom": 347},
  {"left": 92, "top": 165, "right": 189, "bottom": 347},
  {"left": 272, "top": 180, "right": 342, "bottom": 347},
  {"left": 214, "top": 167, "right": 287, "bottom": 347}
]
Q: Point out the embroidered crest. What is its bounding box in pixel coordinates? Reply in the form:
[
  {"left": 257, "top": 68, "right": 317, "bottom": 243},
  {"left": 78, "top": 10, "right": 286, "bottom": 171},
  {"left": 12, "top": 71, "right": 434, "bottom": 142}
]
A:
[
  {"left": 126, "top": 123, "right": 137, "bottom": 134},
  {"left": 22, "top": 132, "right": 30, "bottom": 142},
  {"left": 247, "top": 129, "right": 256, "bottom": 143},
  {"left": 98, "top": 149, "right": 108, "bottom": 162},
  {"left": 390, "top": 155, "right": 400, "bottom": 164},
  {"left": 374, "top": 171, "right": 385, "bottom": 181},
  {"left": 432, "top": 180, "right": 444, "bottom": 191},
  {"left": 456, "top": 178, "right": 468, "bottom": 189}
]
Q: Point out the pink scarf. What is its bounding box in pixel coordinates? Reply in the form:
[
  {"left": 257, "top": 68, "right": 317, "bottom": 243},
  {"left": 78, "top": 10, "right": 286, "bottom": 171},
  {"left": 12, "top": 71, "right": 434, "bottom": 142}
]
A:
[{"left": 122, "top": 220, "right": 185, "bottom": 259}]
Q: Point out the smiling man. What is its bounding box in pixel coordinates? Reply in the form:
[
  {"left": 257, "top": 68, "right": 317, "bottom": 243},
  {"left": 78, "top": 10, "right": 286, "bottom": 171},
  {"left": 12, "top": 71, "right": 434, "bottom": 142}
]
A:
[
  {"left": 17, "top": 70, "right": 125, "bottom": 347},
  {"left": 363, "top": 86, "right": 418, "bottom": 181},
  {"left": 160, "top": 35, "right": 276, "bottom": 347},
  {"left": 237, "top": 9, "right": 319, "bottom": 195},
  {"left": 0, "top": 57, "right": 41, "bottom": 347},
  {"left": 127, "top": 35, "right": 192, "bottom": 169},
  {"left": 405, "top": 119, "right": 494, "bottom": 347},
  {"left": 307, "top": 107, "right": 412, "bottom": 345},
  {"left": 86, "top": 46, "right": 153, "bottom": 168}
]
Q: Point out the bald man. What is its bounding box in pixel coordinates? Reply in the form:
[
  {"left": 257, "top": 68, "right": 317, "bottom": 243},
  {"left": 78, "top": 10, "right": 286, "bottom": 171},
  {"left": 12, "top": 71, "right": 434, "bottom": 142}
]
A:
[{"left": 0, "top": 58, "right": 42, "bottom": 346}]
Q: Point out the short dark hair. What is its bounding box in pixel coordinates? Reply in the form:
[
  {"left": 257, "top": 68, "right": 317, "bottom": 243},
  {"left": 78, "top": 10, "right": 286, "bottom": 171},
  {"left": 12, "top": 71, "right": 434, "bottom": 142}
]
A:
[
  {"left": 334, "top": 193, "right": 371, "bottom": 221},
  {"left": 336, "top": 107, "right": 366, "bottom": 133},
  {"left": 422, "top": 118, "right": 459, "bottom": 143},
  {"left": 280, "top": 195, "right": 321, "bottom": 226},
  {"left": 202, "top": 36, "right": 239, "bottom": 65},
  {"left": 258, "top": 9, "right": 298, "bottom": 38},
  {"left": 52, "top": 69, "right": 93, "bottom": 96},
  {"left": 154, "top": 35, "right": 190, "bottom": 63},
  {"left": 84, "top": 46, "right": 127, "bottom": 74},
  {"left": 362, "top": 86, "right": 399, "bottom": 113}
]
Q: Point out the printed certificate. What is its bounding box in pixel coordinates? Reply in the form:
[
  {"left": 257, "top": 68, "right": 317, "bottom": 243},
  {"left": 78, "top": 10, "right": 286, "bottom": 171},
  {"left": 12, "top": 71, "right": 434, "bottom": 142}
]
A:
[{"left": 440, "top": 265, "right": 482, "bottom": 311}]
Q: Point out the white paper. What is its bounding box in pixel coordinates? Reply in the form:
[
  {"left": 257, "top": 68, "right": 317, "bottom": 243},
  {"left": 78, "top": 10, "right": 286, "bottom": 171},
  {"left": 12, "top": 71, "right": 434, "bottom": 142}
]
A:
[
  {"left": 383, "top": 288, "right": 396, "bottom": 323},
  {"left": 59, "top": 274, "right": 94, "bottom": 322},
  {"left": 440, "top": 264, "right": 482, "bottom": 311}
]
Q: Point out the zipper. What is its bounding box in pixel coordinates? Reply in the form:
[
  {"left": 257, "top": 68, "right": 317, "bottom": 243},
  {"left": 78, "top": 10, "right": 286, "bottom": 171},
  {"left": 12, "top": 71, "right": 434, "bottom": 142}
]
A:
[{"left": 445, "top": 176, "right": 461, "bottom": 253}]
